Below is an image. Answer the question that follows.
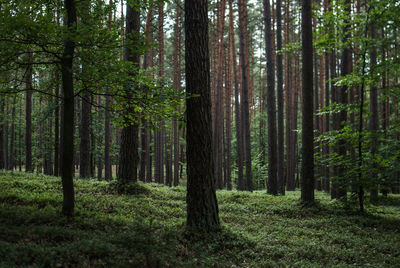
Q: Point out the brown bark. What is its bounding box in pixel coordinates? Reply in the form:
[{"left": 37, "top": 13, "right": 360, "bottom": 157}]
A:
[
  {"left": 213, "top": 0, "right": 225, "bottom": 190},
  {"left": 0, "top": 96, "right": 4, "bottom": 170},
  {"left": 185, "top": 0, "right": 220, "bottom": 231},
  {"left": 301, "top": 0, "right": 314, "bottom": 203},
  {"left": 173, "top": 4, "right": 181, "bottom": 187},
  {"left": 118, "top": 0, "right": 141, "bottom": 183},
  {"left": 104, "top": 0, "right": 114, "bottom": 181},
  {"left": 263, "top": 0, "right": 277, "bottom": 195},
  {"left": 276, "top": 0, "right": 284, "bottom": 195},
  {"left": 229, "top": 0, "right": 243, "bottom": 190},
  {"left": 25, "top": 63, "right": 33, "bottom": 172},
  {"left": 369, "top": 19, "right": 379, "bottom": 203},
  {"left": 238, "top": 0, "right": 252, "bottom": 191},
  {"left": 61, "top": 0, "right": 77, "bottom": 216}
]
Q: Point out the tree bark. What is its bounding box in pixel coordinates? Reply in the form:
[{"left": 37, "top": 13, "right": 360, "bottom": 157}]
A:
[
  {"left": 369, "top": 19, "right": 379, "bottom": 204},
  {"left": 238, "top": 0, "right": 252, "bottom": 191},
  {"left": 263, "top": 0, "right": 278, "bottom": 195},
  {"left": 25, "top": 63, "right": 33, "bottom": 172},
  {"left": 213, "top": 0, "right": 225, "bottom": 190},
  {"left": 300, "top": 0, "right": 314, "bottom": 203},
  {"left": 185, "top": 0, "right": 220, "bottom": 231},
  {"left": 173, "top": 4, "right": 181, "bottom": 187},
  {"left": 276, "top": 0, "right": 284, "bottom": 195},
  {"left": 117, "top": 0, "right": 141, "bottom": 183},
  {"left": 229, "top": 0, "right": 243, "bottom": 190},
  {"left": 61, "top": 0, "right": 77, "bottom": 216}
]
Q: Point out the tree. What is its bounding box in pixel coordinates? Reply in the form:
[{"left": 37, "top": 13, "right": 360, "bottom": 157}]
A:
[
  {"left": 300, "top": 0, "right": 314, "bottom": 203},
  {"left": 60, "top": 0, "right": 77, "bottom": 216},
  {"left": 185, "top": 0, "right": 220, "bottom": 231},
  {"left": 263, "top": 0, "right": 278, "bottom": 195},
  {"left": 237, "top": 0, "right": 252, "bottom": 191},
  {"left": 229, "top": 0, "right": 244, "bottom": 191},
  {"left": 117, "top": 0, "right": 141, "bottom": 183},
  {"left": 276, "top": 0, "right": 285, "bottom": 195},
  {"left": 25, "top": 63, "right": 33, "bottom": 172}
]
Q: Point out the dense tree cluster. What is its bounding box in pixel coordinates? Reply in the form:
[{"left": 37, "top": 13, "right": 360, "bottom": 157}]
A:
[{"left": 0, "top": 0, "right": 399, "bottom": 227}]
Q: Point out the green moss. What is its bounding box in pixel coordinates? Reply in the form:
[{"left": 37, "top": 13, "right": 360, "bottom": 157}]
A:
[{"left": 0, "top": 170, "right": 399, "bottom": 267}]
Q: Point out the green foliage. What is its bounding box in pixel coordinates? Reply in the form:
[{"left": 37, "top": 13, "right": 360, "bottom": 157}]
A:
[{"left": 1, "top": 171, "right": 400, "bottom": 267}]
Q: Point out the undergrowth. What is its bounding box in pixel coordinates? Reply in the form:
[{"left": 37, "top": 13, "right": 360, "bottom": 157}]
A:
[{"left": 0, "top": 171, "right": 399, "bottom": 267}]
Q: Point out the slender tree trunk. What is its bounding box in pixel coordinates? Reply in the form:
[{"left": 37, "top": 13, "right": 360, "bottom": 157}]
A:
[
  {"left": 285, "top": 0, "right": 294, "bottom": 191},
  {"left": 300, "top": 0, "right": 314, "bottom": 203},
  {"left": 0, "top": 96, "right": 4, "bottom": 170},
  {"left": 54, "top": 72, "right": 60, "bottom": 177},
  {"left": 185, "top": 0, "right": 220, "bottom": 231},
  {"left": 238, "top": 0, "right": 252, "bottom": 191},
  {"left": 4, "top": 97, "right": 9, "bottom": 170},
  {"left": 225, "top": 15, "right": 232, "bottom": 191},
  {"left": 335, "top": 0, "right": 351, "bottom": 200},
  {"left": 263, "top": 0, "right": 277, "bottom": 195},
  {"left": 213, "top": 0, "right": 225, "bottom": 190},
  {"left": 276, "top": 0, "right": 284, "bottom": 195},
  {"left": 8, "top": 96, "right": 16, "bottom": 170},
  {"left": 80, "top": 90, "right": 91, "bottom": 178},
  {"left": 104, "top": 0, "right": 113, "bottom": 181},
  {"left": 173, "top": 4, "right": 181, "bottom": 187},
  {"left": 25, "top": 63, "right": 33, "bottom": 172},
  {"left": 60, "top": 0, "right": 77, "bottom": 216},
  {"left": 369, "top": 18, "right": 379, "bottom": 204},
  {"left": 229, "top": 0, "right": 243, "bottom": 190}
]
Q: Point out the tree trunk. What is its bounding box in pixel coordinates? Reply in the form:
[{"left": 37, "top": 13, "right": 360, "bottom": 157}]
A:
[
  {"left": 0, "top": 96, "right": 4, "bottom": 170},
  {"left": 185, "top": 0, "right": 220, "bottom": 231},
  {"left": 300, "top": 0, "right": 314, "bottom": 203},
  {"left": 263, "top": 0, "right": 278, "bottom": 195},
  {"left": 54, "top": 72, "right": 60, "bottom": 177},
  {"left": 25, "top": 63, "right": 33, "bottom": 172},
  {"left": 276, "top": 0, "right": 284, "bottom": 195},
  {"left": 173, "top": 4, "right": 181, "bottom": 187},
  {"left": 80, "top": 90, "right": 91, "bottom": 178},
  {"left": 213, "top": 0, "right": 225, "bottom": 190},
  {"left": 238, "top": 0, "right": 252, "bottom": 191},
  {"left": 229, "top": 0, "right": 243, "bottom": 190},
  {"left": 60, "top": 0, "right": 77, "bottom": 216},
  {"left": 8, "top": 96, "right": 16, "bottom": 170},
  {"left": 369, "top": 19, "right": 379, "bottom": 204},
  {"left": 118, "top": 0, "right": 141, "bottom": 183}
]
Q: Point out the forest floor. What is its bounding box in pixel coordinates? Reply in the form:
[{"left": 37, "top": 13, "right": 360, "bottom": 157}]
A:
[{"left": 1, "top": 171, "right": 400, "bottom": 267}]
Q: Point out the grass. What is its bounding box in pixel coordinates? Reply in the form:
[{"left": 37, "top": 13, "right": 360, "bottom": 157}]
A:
[{"left": 0, "top": 171, "right": 400, "bottom": 267}]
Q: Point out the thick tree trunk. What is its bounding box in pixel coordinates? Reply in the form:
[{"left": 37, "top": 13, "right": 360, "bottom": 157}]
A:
[
  {"left": 118, "top": 0, "right": 141, "bottom": 183},
  {"left": 300, "top": 0, "right": 314, "bottom": 203},
  {"left": 185, "top": 0, "right": 220, "bottom": 231}
]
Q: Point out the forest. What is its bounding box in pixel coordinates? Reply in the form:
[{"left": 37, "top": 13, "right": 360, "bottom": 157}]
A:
[{"left": 0, "top": 0, "right": 400, "bottom": 266}]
